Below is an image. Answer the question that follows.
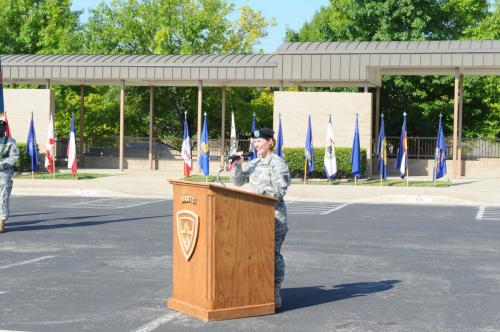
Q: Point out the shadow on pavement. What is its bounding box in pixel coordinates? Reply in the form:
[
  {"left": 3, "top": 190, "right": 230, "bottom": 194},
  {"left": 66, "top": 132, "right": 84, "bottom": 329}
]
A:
[
  {"left": 9, "top": 212, "right": 54, "bottom": 218},
  {"left": 281, "top": 280, "right": 401, "bottom": 312},
  {"left": 7, "top": 215, "right": 112, "bottom": 227},
  {"left": 5, "top": 215, "right": 170, "bottom": 233},
  {"left": 451, "top": 180, "right": 479, "bottom": 186}
]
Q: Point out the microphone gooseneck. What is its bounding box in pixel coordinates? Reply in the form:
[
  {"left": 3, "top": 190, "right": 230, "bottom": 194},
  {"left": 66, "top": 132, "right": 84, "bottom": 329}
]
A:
[{"left": 227, "top": 152, "right": 254, "bottom": 162}]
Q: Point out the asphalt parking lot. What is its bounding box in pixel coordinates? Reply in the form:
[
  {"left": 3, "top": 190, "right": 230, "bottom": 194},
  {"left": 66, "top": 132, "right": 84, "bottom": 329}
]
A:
[{"left": 1, "top": 196, "right": 500, "bottom": 331}]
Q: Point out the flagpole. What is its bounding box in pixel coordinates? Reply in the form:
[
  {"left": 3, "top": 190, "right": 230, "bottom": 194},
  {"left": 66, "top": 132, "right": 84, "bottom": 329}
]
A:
[
  {"left": 303, "top": 159, "right": 307, "bottom": 184},
  {"left": 380, "top": 174, "right": 383, "bottom": 186},
  {"left": 406, "top": 167, "right": 409, "bottom": 187},
  {"left": 433, "top": 162, "right": 437, "bottom": 187},
  {"left": 355, "top": 175, "right": 357, "bottom": 186},
  {"left": 32, "top": 171, "right": 34, "bottom": 180}
]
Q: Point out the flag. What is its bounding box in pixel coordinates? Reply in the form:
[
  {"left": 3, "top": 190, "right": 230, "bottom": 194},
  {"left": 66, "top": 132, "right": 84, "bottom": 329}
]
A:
[
  {"left": 181, "top": 113, "right": 192, "bottom": 177},
  {"left": 433, "top": 114, "right": 447, "bottom": 180},
  {"left": 376, "top": 114, "right": 388, "bottom": 180},
  {"left": 227, "top": 112, "right": 237, "bottom": 170},
  {"left": 324, "top": 114, "right": 337, "bottom": 179},
  {"left": 3, "top": 111, "right": 11, "bottom": 137},
  {"left": 276, "top": 114, "right": 284, "bottom": 158},
  {"left": 249, "top": 113, "right": 257, "bottom": 160},
  {"left": 45, "top": 113, "right": 55, "bottom": 173},
  {"left": 304, "top": 114, "right": 314, "bottom": 173},
  {"left": 395, "top": 113, "right": 408, "bottom": 178},
  {"left": 0, "top": 60, "right": 12, "bottom": 136},
  {"left": 199, "top": 112, "right": 209, "bottom": 176},
  {"left": 351, "top": 114, "right": 361, "bottom": 177},
  {"left": 0, "top": 57, "right": 4, "bottom": 115},
  {"left": 67, "top": 113, "right": 77, "bottom": 174},
  {"left": 26, "top": 113, "right": 39, "bottom": 172},
  {"left": 229, "top": 112, "right": 237, "bottom": 155}
]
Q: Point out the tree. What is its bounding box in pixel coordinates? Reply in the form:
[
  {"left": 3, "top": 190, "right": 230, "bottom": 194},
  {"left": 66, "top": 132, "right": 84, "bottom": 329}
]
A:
[
  {"left": 0, "top": 0, "right": 82, "bottom": 54},
  {"left": 81, "top": 0, "right": 275, "bottom": 140},
  {"left": 286, "top": 0, "right": 499, "bottom": 138}
]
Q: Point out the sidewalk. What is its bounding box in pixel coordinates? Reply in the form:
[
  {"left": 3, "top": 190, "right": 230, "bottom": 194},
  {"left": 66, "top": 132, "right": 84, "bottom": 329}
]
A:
[{"left": 12, "top": 170, "right": 500, "bottom": 206}]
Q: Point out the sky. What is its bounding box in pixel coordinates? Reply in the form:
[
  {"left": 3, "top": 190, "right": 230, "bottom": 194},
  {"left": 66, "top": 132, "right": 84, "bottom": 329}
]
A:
[{"left": 70, "top": 0, "right": 330, "bottom": 53}]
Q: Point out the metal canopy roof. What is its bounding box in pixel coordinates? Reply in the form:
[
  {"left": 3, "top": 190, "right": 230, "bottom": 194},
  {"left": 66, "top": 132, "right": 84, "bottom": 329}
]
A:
[{"left": 2, "top": 40, "right": 499, "bottom": 88}]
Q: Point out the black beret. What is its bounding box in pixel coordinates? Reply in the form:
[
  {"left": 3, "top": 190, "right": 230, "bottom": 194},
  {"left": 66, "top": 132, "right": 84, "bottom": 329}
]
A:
[{"left": 252, "top": 128, "right": 274, "bottom": 139}]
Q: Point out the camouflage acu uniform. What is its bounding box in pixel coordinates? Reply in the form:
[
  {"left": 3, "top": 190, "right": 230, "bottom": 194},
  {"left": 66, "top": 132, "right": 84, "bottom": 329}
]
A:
[
  {"left": 231, "top": 152, "right": 291, "bottom": 286},
  {"left": 0, "top": 136, "right": 19, "bottom": 222}
]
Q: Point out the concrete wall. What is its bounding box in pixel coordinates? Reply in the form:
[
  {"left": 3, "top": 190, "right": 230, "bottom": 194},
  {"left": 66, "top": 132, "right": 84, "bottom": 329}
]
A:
[
  {"left": 384, "top": 158, "right": 500, "bottom": 179},
  {"left": 3, "top": 89, "right": 53, "bottom": 145},
  {"left": 461, "top": 158, "right": 500, "bottom": 178},
  {"left": 83, "top": 156, "right": 224, "bottom": 175},
  {"left": 273, "top": 91, "right": 373, "bottom": 173}
]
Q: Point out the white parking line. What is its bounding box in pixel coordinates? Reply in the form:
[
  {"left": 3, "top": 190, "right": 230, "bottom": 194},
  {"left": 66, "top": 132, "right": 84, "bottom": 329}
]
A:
[
  {"left": 475, "top": 206, "right": 485, "bottom": 220},
  {"left": 476, "top": 206, "right": 500, "bottom": 221},
  {"left": 0, "top": 330, "right": 31, "bottom": 332},
  {"left": 133, "top": 312, "right": 182, "bottom": 332},
  {"left": 51, "top": 198, "right": 166, "bottom": 210},
  {"left": 0, "top": 256, "right": 56, "bottom": 270},
  {"left": 287, "top": 201, "right": 347, "bottom": 215},
  {"left": 50, "top": 198, "right": 117, "bottom": 208},
  {"left": 320, "top": 203, "right": 349, "bottom": 215}
]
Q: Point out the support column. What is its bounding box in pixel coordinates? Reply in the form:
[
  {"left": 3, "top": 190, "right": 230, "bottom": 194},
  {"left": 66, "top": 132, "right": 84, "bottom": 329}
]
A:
[
  {"left": 79, "top": 85, "right": 85, "bottom": 166},
  {"left": 364, "top": 83, "right": 369, "bottom": 92},
  {"left": 149, "top": 86, "right": 154, "bottom": 171},
  {"left": 279, "top": 81, "right": 284, "bottom": 91},
  {"left": 119, "top": 80, "right": 125, "bottom": 172},
  {"left": 220, "top": 87, "right": 226, "bottom": 164},
  {"left": 453, "top": 70, "right": 460, "bottom": 178},
  {"left": 374, "top": 86, "right": 381, "bottom": 174},
  {"left": 197, "top": 81, "right": 203, "bottom": 173},
  {"left": 457, "top": 74, "right": 464, "bottom": 176}
]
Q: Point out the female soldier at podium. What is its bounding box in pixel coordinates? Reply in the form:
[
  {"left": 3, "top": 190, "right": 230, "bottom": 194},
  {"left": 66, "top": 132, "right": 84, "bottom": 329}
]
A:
[{"left": 231, "top": 127, "right": 291, "bottom": 309}]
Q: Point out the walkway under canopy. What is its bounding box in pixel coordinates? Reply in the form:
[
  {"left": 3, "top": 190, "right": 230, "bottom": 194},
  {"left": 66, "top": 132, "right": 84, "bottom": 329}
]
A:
[{"left": 2, "top": 40, "right": 499, "bottom": 176}]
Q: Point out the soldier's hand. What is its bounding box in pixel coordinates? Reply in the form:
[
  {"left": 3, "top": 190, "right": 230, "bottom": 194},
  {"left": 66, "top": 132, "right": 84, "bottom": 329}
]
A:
[{"left": 234, "top": 151, "right": 244, "bottom": 165}]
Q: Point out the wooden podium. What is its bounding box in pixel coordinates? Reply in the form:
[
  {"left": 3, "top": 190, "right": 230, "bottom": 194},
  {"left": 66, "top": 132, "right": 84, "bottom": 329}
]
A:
[{"left": 167, "top": 180, "right": 277, "bottom": 321}]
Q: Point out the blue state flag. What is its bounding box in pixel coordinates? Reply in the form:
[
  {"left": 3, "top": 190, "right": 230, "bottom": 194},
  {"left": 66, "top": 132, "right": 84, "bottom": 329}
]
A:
[
  {"left": 0, "top": 57, "right": 5, "bottom": 114},
  {"left": 351, "top": 114, "right": 361, "bottom": 177},
  {"left": 276, "top": 115, "right": 284, "bottom": 158},
  {"left": 395, "top": 113, "right": 408, "bottom": 178},
  {"left": 433, "top": 114, "right": 447, "bottom": 180},
  {"left": 304, "top": 114, "right": 314, "bottom": 173},
  {"left": 26, "top": 113, "right": 39, "bottom": 172},
  {"left": 199, "top": 113, "right": 210, "bottom": 176},
  {"left": 250, "top": 113, "right": 257, "bottom": 160},
  {"left": 376, "top": 114, "right": 388, "bottom": 180}
]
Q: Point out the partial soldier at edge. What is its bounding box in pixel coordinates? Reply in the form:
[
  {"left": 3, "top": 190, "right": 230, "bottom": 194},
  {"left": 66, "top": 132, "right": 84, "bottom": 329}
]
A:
[{"left": 0, "top": 119, "right": 19, "bottom": 234}]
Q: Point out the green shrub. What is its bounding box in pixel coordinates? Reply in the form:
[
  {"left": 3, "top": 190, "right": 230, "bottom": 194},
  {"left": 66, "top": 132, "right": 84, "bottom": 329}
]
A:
[
  {"left": 282, "top": 146, "right": 367, "bottom": 179},
  {"left": 14, "top": 143, "right": 39, "bottom": 173}
]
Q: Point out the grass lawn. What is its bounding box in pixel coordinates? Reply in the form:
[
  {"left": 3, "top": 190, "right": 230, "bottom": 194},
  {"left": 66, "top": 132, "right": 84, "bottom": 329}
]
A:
[
  {"left": 184, "top": 175, "right": 451, "bottom": 187},
  {"left": 14, "top": 173, "right": 110, "bottom": 180}
]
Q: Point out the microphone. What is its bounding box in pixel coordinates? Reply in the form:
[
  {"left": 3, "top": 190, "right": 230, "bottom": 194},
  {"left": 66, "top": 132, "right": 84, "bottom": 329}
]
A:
[{"left": 227, "top": 152, "right": 254, "bottom": 163}]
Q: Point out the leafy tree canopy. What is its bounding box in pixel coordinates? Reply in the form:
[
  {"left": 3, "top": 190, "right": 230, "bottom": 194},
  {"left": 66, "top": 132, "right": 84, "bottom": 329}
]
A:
[{"left": 286, "top": 0, "right": 499, "bottom": 138}]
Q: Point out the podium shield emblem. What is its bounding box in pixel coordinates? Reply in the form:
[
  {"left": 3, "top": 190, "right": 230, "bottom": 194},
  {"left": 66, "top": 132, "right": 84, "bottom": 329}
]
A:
[{"left": 176, "top": 210, "right": 200, "bottom": 261}]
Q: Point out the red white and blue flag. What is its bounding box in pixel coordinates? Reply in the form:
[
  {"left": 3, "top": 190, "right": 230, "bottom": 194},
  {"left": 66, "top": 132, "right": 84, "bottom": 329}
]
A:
[
  {"left": 67, "top": 113, "right": 77, "bottom": 174},
  {"left": 181, "top": 112, "right": 192, "bottom": 177},
  {"left": 45, "top": 113, "right": 55, "bottom": 173}
]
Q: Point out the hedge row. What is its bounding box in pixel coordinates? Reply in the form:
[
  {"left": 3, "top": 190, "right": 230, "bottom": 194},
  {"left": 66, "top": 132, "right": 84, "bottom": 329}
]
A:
[
  {"left": 14, "top": 143, "right": 36, "bottom": 173},
  {"left": 282, "top": 147, "right": 367, "bottom": 179}
]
